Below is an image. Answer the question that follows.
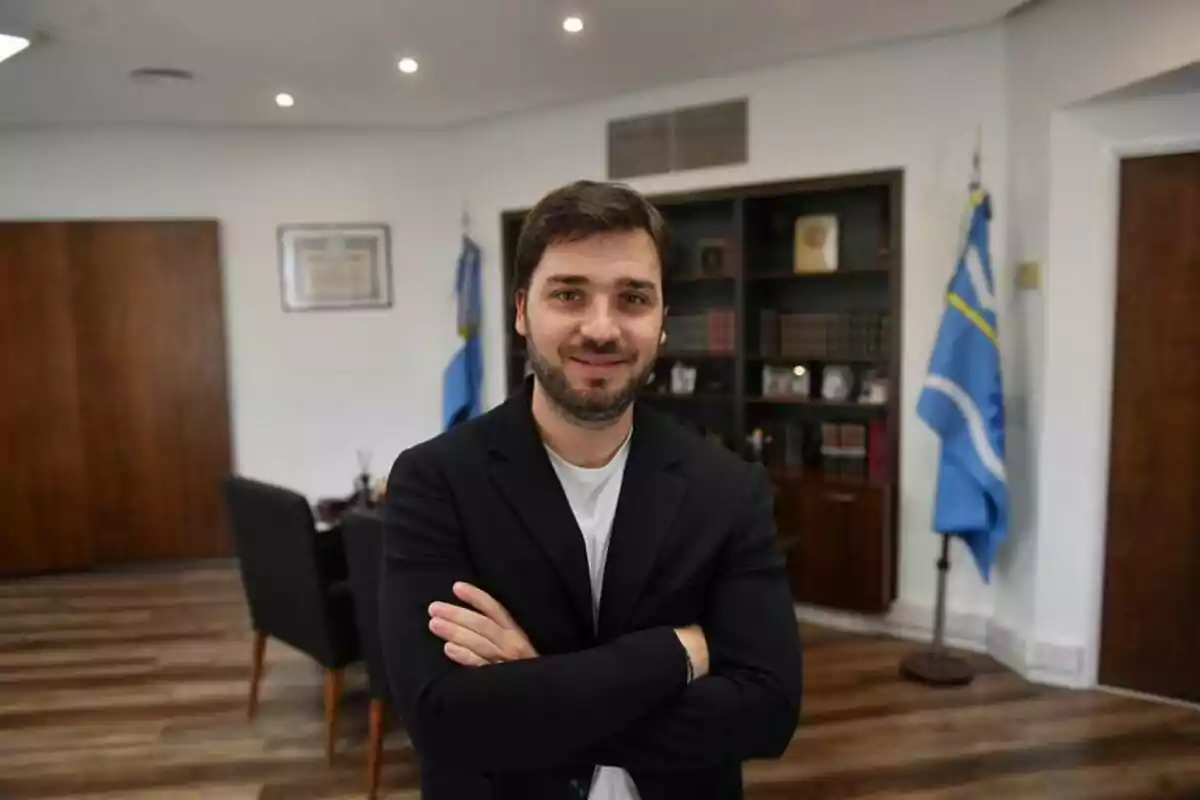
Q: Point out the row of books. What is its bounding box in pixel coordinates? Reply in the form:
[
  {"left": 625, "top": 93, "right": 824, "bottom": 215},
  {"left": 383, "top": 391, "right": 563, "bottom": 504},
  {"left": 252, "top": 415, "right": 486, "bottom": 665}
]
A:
[
  {"left": 760, "top": 311, "right": 890, "bottom": 359},
  {"left": 663, "top": 310, "right": 736, "bottom": 354},
  {"left": 753, "top": 420, "right": 889, "bottom": 481}
]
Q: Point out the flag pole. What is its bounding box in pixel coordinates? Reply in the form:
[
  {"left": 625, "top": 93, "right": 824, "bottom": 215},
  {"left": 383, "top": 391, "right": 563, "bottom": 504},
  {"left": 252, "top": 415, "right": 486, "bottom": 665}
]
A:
[
  {"left": 899, "top": 534, "right": 975, "bottom": 686},
  {"left": 899, "top": 125, "right": 986, "bottom": 688}
]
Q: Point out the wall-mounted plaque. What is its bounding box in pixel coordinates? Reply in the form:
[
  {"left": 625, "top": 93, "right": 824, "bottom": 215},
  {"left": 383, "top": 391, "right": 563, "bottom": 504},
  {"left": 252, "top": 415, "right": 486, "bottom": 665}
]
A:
[{"left": 278, "top": 223, "right": 392, "bottom": 312}]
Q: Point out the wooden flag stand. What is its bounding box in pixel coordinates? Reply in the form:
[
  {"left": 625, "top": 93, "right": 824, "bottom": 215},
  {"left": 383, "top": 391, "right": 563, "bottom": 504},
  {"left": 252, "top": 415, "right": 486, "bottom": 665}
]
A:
[{"left": 899, "top": 534, "right": 974, "bottom": 686}]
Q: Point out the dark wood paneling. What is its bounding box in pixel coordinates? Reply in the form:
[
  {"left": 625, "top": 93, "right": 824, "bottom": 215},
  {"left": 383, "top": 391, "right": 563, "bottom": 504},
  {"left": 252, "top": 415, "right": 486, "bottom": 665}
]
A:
[
  {"left": 69, "top": 221, "right": 233, "bottom": 565},
  {"left": 0, "top": 220, "right": 232, "bottom": 575},
  {"left": 2, "top": 566, "right": 1198, "bottom": 799},
  {"left": 1101, "top": 153, "right": 1200, "bottom": 702},
  {"left": 0, "top": 224, "right": 92, "bottom": 574}
]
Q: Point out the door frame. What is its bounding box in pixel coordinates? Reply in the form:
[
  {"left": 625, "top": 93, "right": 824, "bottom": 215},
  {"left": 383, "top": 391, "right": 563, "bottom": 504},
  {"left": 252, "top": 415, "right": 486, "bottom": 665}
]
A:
[{"left": 1044, "top": 107, "right": 1200, "bottom": 691}]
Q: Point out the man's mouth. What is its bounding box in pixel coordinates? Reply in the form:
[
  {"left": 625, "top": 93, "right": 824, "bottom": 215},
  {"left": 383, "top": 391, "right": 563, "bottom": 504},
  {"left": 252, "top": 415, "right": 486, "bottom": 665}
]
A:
[{"left": 569, "top": 355, "right": 628, "bottom": 368}]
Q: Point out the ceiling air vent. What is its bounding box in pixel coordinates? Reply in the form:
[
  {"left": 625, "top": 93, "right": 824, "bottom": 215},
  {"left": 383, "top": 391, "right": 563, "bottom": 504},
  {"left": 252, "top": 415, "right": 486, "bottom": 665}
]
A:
[
  {"left": 129, "top": 67, "right": 196, "bottom": 84},
  {"left": 607, "top": 98, "right": 747, "bottom": 180}
]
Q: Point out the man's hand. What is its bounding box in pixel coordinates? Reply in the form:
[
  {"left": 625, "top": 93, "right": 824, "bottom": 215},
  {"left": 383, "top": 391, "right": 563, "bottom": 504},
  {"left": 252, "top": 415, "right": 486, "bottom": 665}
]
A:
[
  {"left": 428, "top": 582, "right": 539, "bottom": 667},
  {"left": 674, "top": 625, "right": 710, "bottom": 680}
]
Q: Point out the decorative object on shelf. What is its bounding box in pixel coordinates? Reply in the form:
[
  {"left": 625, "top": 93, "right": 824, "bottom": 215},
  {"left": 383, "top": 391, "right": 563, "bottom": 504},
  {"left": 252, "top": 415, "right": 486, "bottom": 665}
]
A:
[
  {"left": 695, "top": 238, "right": 736, "bottom": 277},
  {"left": 859, "top": 369, "right": 889, "bottom": 404},
  {"left": 793, "top": 214, "right": 839, "bottom": 273},
  {"left": 354, "top": 449, "right": 374, "bottom": 507},
  {"left": 762, "top": 364, "right": 809, "bottom": 398},
  {"left": 669, "top": 361, "right": 697, "bottom": 395},
  {"left": 821, "top": 365, "right": 854, "bottom": 402},
  {"left": 277, "top": 223, "right": 392, "bottom": 312},
  {"left": 745, "top": 427, "right": 766, "bottom": 461}
]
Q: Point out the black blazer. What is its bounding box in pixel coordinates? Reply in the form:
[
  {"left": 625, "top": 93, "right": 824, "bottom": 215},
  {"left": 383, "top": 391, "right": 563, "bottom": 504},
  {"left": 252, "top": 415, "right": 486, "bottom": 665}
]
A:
[{"left": 380, "top": 384, "right": 803, "bottom": 800}]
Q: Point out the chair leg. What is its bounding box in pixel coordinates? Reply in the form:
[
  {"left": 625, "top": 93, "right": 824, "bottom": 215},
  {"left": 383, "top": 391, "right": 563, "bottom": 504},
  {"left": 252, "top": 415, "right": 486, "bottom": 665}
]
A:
[
  {"left": 323, "top": 668, "right": 344, "bottom": 765},
  {"left": 367, "top": 698, "right": 387, "bottom": 800},
  {"left": 248, "top": 631, "right": 267, "bottom": 719}
]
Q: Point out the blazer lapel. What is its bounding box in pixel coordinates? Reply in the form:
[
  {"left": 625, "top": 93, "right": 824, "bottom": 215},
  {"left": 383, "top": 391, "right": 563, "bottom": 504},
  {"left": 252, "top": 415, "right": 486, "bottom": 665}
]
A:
[
  {"left": 482, "top": 387, "right": 595, "bottom": 634},
  {"left": 597, "top": 405, "right": 686, "bottom": 641}
]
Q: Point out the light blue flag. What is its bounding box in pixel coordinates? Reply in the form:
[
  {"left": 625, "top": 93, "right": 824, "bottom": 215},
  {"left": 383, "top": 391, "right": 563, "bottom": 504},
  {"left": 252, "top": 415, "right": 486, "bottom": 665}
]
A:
[
  {"left": 917, "top": 190, "right": 1007, "bottom": 581},
  {"left": 442, "top": 236, "right": 483, "bottom": 429}
]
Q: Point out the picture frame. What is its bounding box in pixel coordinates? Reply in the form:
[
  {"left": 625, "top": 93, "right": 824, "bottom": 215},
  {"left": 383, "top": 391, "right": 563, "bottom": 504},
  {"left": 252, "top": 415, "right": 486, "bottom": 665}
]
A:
[
  {"left": 695, "top": 238, "right": 736, "bottom": 277},
  {"left": 277, "top": 223, "right": 392, "bottom": 312},
  {"left": 793, "top": 214, "right": 839, "bottom": 273}
]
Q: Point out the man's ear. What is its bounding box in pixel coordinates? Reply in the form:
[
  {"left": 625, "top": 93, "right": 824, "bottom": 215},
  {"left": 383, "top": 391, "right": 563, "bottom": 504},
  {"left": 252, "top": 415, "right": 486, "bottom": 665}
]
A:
[{"left": 514, "top": 290, "right": 528, "bottom": 337}]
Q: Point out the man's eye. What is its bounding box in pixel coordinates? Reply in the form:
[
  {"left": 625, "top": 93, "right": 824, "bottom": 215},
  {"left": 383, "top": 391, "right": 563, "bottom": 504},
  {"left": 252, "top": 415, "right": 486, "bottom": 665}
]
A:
[
  {"left": 622, "top": 292, "right": 650, "bottom": 306},
  {"left": 553, "top": 289, "right": 582, "bottom": 303}
]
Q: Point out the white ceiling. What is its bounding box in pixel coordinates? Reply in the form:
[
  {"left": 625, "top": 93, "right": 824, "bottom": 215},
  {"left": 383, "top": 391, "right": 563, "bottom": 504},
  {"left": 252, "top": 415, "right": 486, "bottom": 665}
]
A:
[{"left": 0, "top": 0, "right": 1028, "bottom": 128}]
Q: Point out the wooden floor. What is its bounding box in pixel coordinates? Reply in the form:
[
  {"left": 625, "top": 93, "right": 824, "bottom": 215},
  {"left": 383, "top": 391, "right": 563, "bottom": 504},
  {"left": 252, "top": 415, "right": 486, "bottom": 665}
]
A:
[{"left": 1, "top": 567, "right": 1198, "bottom": 799}]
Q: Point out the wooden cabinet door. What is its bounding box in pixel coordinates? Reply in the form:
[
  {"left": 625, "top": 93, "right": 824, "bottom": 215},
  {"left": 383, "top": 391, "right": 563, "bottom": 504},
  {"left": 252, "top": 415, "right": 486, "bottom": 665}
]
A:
[
  {"left": 779, "top": 480, "right": 891, "bottom": 614},
  {"left": 0, "top": 223, "right": 93, "bottom": 574}
]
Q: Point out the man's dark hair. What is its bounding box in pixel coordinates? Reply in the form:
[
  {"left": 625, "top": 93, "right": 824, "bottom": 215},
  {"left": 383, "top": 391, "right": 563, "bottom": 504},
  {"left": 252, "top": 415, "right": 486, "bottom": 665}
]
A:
[{"left": 513, "top": 180, "right": 670, "bottom": 296}]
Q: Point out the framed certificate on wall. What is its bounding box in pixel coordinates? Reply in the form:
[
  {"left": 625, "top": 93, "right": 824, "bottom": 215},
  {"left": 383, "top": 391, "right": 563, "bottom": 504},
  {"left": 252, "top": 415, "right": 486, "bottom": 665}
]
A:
[{"left": 277, "top": 223, "right": 392, "bottom": 312}]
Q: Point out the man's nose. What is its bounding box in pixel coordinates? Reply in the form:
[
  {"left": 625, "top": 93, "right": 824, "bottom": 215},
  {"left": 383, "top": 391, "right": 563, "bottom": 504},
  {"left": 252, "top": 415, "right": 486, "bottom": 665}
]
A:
[{"left": 579, "top": 297, "right": 620, "bottom": 342}]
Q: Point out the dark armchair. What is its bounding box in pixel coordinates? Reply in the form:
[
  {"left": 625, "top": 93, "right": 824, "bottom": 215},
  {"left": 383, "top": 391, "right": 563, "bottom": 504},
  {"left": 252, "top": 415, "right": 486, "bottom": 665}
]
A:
[
  {"left": 222, "top": 475, "right": 361, "bottom": 764},
  {"left": 341, "top": 508, "right": 392, "bottom": 799}
]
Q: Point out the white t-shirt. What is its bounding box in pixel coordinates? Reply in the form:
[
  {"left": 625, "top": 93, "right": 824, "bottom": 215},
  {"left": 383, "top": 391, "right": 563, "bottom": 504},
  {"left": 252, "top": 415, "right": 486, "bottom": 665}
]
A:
[{"left": 545, "top": 434, "right": 641, "bottom": 800}]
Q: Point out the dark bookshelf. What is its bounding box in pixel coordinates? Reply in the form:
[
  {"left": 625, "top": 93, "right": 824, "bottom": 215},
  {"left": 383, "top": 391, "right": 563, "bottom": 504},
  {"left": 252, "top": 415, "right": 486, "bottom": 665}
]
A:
[{"left": 499, "top": 169, "right": 903, "bottom": 614}]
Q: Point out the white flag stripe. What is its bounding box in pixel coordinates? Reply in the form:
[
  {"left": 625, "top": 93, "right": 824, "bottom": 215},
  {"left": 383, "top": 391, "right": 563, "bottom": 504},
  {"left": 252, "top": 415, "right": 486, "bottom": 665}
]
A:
[
  {"left": 964, "top": 244, "right": 997, "bottom": 312},
  {"left": 922, "top": 374, "right": 1007, "bottom": 483}
]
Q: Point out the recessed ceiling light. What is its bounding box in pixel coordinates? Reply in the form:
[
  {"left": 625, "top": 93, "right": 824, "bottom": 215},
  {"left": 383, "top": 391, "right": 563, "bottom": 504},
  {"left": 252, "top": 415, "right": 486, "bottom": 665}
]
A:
[
  {"left": 0, "top": 32, "right": 31, "bottom": 65},
  {"left": 398, "top": 57, "right": 419, "bottom": 74},
  {"left": 275, "top": 92, "right": 295, "bottom": 108},
  {"left": 562, "top": 16, "right": 584, "bottom": 34}
]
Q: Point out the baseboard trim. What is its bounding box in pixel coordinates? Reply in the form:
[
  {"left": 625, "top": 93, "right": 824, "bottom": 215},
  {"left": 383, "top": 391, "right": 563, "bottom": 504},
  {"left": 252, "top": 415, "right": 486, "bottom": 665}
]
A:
[
  {"left": 1097, "top": 685, "right": 1200, "bottom": 712},
  {"left": 793, "top": 602, "right": 989, "bottom": 654},
  {"left": 795, "top": 603, "right": 1087, "bottom": 688}
]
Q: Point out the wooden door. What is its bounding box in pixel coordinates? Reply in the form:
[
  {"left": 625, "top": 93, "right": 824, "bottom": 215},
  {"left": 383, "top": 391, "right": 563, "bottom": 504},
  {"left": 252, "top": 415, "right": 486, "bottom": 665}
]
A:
[
  {"left": 69, "top": 221, "right": 233, "bottom": 565},
  {"left": 0, "top": 224, "right": 94, "bottom": 573},
  {"left": 1100, "top": 153, "right": 1200, "bottom": 702},
  {"left": 0, "top": 220, "right": 232, "bottom": 574}
]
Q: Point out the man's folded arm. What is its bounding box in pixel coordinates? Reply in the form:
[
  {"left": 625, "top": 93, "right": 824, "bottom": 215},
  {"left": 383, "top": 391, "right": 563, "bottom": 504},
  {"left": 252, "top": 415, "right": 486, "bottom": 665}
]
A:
[
  {"left": 379, "top": 447, "right": 689, "bottom": 774},
  {"left": 577, "top": 466, "right": 804, "bottom": 772}
]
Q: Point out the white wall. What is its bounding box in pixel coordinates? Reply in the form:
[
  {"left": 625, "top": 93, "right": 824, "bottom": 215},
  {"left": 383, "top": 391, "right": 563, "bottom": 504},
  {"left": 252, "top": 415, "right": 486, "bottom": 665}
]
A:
[
  {"left": 461, "top": 25, "right": 1011, "bottom": 624},
  {"left": 0, "top": 127, "right": 463, "bottom": 499},
  {"left": 1039, "top": 92, "right": 1200, "bottom": 686}
]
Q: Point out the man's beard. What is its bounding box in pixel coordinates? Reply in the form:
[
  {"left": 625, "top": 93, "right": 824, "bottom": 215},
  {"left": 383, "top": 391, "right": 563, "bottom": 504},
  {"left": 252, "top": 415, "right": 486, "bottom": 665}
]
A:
[{"left": 526, "top": 337, "right": 657, "bottom": 426}]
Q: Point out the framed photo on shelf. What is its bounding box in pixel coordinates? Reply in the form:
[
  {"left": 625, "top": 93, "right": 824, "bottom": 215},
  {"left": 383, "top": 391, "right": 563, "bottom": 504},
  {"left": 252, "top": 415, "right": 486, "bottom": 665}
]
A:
[
  {"left": 277, "top": 223, "right": 392, "bottom": 312},
  {"left": 695, "top": 238, "right": 736, "bottom": 277},
  {"left": 793, "top": 214, "right": 839, "bottom": 273}
]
